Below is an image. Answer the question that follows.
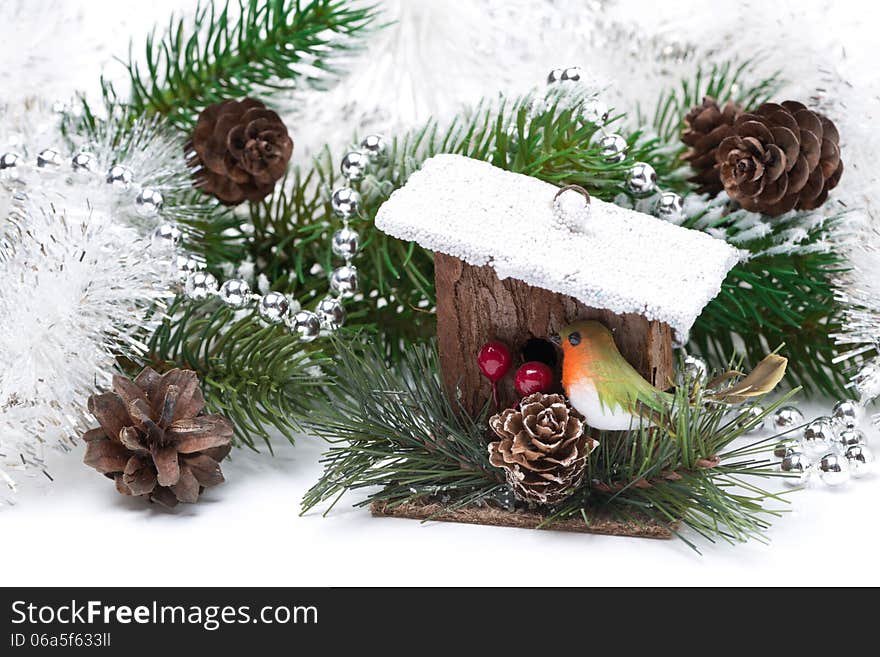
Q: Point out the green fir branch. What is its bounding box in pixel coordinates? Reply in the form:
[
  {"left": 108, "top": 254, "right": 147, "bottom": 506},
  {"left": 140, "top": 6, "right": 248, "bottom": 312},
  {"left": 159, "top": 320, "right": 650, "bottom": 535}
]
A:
[
  {"left": 124, "top": 0, "right": 377, "bottom": 129},
  {"left": 684, "top": 200, "right": 853, "bottom": 396},
  {"left": 141, "top": 298, "right": 331, "bottom": 449},
  {"left": 302, "top": 339, "right": 796, "bottom": 551}
]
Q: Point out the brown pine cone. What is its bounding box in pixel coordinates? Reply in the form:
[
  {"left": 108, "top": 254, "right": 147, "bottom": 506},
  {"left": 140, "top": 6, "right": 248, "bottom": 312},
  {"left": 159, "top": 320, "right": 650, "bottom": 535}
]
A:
[
  {"left": 186, "top": 98, "right": 293, "bottom": 206},
  {"left": 681, "top": 96, "right": 743, "bottom": 196},
  {"left": 83, "top": 367, "right": 234, "bottom": 508},
  {"left": 717, "top": 101, "right": 843, "bottom": 215},
  {"left": 488, "top": 393, "right": 597, "bottom": 506}
]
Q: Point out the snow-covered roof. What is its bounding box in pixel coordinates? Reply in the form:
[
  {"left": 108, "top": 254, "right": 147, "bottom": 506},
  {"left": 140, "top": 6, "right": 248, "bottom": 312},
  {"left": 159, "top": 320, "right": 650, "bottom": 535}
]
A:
[{"left": 375, "top": 154, "right": 742, "bottom": 340}]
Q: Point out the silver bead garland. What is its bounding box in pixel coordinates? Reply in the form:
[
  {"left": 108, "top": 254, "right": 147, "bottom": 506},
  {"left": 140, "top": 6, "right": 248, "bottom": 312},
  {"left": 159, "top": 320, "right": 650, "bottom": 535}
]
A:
[{"left": 170, "top": 133, "right": 381, "bottom": 342}]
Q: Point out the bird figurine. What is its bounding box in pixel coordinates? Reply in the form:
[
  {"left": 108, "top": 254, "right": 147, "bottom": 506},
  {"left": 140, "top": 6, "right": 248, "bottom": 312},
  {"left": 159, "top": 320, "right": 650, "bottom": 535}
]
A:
[{"left": 559, "top": 320, "right": 788, "bottom": 431}]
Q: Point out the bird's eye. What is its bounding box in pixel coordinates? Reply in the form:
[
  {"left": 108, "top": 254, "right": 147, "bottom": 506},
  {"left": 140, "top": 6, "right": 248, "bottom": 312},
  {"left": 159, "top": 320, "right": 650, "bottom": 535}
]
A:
[{"left": 568, "top": 332, "right": 581, "bottom": 346}]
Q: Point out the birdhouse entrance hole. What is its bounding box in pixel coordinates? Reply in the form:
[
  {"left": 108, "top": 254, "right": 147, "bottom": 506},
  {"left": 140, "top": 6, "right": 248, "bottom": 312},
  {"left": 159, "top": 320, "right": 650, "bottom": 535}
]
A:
[{"left": 521, "top": 337, "right": 559, "bottom": 368}]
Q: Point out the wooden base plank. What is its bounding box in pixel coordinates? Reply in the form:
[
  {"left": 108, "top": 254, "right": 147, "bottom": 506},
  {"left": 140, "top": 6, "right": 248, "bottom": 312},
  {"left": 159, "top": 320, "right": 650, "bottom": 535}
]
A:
[{"left": 371, "top": 499, "right": 674, "bottom": 540}]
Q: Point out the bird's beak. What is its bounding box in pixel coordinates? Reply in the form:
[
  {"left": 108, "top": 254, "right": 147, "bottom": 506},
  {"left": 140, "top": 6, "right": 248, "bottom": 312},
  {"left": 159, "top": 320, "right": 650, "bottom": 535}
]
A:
[{"left": 549, "top": 333, "right": 561, "bottom": 346}]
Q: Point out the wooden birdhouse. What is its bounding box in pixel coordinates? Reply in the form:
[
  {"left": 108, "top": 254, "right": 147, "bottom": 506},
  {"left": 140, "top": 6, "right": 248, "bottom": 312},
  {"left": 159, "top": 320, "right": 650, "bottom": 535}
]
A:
[{"left": 376, "top": 155, "right": 740, "bottom": 416}]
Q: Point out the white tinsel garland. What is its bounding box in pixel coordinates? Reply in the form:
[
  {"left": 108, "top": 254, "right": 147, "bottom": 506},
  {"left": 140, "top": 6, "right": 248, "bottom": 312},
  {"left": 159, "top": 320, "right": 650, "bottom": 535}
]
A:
[{"left": 0, "top": 103, "right": 201, "bottom": 504}]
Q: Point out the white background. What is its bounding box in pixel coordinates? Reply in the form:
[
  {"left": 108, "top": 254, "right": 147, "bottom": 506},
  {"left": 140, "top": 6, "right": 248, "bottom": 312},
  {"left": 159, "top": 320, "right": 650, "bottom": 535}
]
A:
[{"left": 3, "top": 0, "right": 880, "bottom": 586}]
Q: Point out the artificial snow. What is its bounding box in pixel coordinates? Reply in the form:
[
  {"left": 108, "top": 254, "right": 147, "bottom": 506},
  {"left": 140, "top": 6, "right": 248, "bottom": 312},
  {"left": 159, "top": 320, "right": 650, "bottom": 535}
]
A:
[{"left": 375, "top": 154, "right": 742, "bottom": 340}]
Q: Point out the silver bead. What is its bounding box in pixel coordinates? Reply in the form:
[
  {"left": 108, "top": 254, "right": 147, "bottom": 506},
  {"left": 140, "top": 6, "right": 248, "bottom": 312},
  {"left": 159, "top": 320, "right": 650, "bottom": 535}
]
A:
[
  {"left": 737, "top": 405, "right": 766, "bottom": 433},
  {"left": 546, "top": 68, "right": 564, "bottom": 84},
  {"left": 831, "top": 399, "right": 861, "bottom": 429},
  {"left": 359, "top": 134, "right": 387, "bottom": 163},
  {"left": 330, "top": 187, "right": 361, "bottom": 219},
  {"left": 175, "top": 253, "right": 205, "bottom": 281},
  {"left": 106, "top": 164, "right": 134, "bottom": 188},
  {"left": 655, "top": 192, "right": 684, "bottom": 223},
  {"left": 258, "top": 291, "right": 290, "bottom": 324},
  {"left": 581, "top": 98, "right": 609, "bottom": 126},
  {"left": 331, "top": 227, "right": 360, "bottom": 259},
  {"left": 71, "top": 151, "right": 98, "bottom": 173},
  {"left": 599, "top": 133, "right": 627, "bottom": 163},
  {"left": 135, "top": 187, "right": 164, "bottom": 217},
  {"left": 218, "top": 279, "right": 251, "bottom": 308},
  {"left": 185, "top": 271, "right": 217, "bottom": 300},
  {"left": 844, "top": 444, "right": 874, "bottom": 478},
  {"left": 818, "top": 452, "right": 850, "bottom": 486},
  {"left": 625, "top": 162, "right": 656, "bottom": 195},
  {"left": 773, "top": 438, "right": 801, "bottom": 458},
  {"left": 288, "top": 310, "right": 320, "bottom": 342},
  {"left": 315, "top": 296, "right": 346, "bottom": 330},
  {"left": 329, "top": 265, "right": 358, "bottom": 298},
  {"left": 151, "top": 223, "right": 182, "bottom": 249},
  {"left": 340, "top": 151, "right": 368, "bottom": 181},
  {"left": 36, "top": 147, "right": 64, "bottom": 168},
  {"left": 683, "top": 355, "right": 708, "bottom": 384},
  {"left": 561, "top": 66, "right": 581, "bottom": 82},
  {"left": 772, "top": 406, "right": 805, "bottom": 431},
  {"left": 780, "top": 452, "right": 812, "bottom": 486},
  {"left": 837, "top": 428, "right": 866, "bottom": 448},
  {"left": 0, "top": 152, "right": 21, "bottom": 169},
  {"left": 803, "top": 417, "right": 835, "bottom": 455}
]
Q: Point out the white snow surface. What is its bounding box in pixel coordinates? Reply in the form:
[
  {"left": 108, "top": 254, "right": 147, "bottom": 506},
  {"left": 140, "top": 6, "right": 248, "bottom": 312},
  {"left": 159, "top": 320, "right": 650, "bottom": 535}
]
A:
[{"left": 376, "top": 155, "right": 741, "bottom": 340}]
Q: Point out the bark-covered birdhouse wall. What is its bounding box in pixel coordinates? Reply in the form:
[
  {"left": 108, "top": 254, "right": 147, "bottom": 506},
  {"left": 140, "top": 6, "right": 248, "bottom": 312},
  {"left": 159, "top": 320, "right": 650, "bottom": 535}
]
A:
[{"left": 435, "top": 252, "right": 675, "bottom": 416}]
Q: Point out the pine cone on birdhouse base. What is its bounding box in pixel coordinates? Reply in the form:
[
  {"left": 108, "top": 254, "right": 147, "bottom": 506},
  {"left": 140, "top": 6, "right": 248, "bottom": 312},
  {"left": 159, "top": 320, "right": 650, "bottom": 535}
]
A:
[{"left": 83, "top": 367, "right": 233, "bottom": 509}]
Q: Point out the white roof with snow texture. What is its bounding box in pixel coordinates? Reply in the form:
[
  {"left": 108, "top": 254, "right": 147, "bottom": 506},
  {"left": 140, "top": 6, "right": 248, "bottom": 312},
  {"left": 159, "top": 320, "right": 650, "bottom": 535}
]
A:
[{"left": 375, "top": 154, "right": 741, "bottom": 340}]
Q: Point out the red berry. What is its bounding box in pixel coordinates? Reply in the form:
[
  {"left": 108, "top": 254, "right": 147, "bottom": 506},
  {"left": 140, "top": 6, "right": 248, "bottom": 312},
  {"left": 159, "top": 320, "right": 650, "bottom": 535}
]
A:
[
  {"left": 514, "top": 361, "right": 554, "bottom": 396},
  {"left": 477, "top": 341, "right": 512, "bottom": 383}
]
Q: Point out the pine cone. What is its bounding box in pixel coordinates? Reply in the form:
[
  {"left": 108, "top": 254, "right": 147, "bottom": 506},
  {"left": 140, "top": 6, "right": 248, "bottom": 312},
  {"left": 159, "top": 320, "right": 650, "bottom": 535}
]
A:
[
  {"left": 488, "top": 393, "right": 596, "bottom": 506},
  {"left": 717, "top": 101, "right": 843, "bottom": 215},
  {"left": 682, "top": 96, "right": 744, "bottom": 196},
  {"left": 83, "top": 367, "right": 234, "bottom": 508},
  {"left": 187, "top": 98, "right": 293, "bottom": 206}
]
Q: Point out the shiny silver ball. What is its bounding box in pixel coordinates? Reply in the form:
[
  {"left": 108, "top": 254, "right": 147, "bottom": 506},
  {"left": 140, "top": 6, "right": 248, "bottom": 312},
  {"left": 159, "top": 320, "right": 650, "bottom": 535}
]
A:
[
  {"left": 561, "top": 66, "right": 582, "bottom": 82},
  {"left": 655, "top": 192, "right": 684, "bottom": 223},
  {"left": 831, "top": 399, "right": 861, "bottom": 430},
  {"left": 773, "top": 438, "right": 802, "bottom": 459},
  {"left": 844, "top": 444, "right": 874, "bottom": 478},
  {"left": 772, "top": 406, "right": 805, "bottom": 431},
  {"left": 581, "top": 98, "right": 609, "bottom": 126},
  {"left": 598, "top": 133, "right": 627, "bottom": 163},
  {"left": 780, "top": 451, "right": 812, "bottom": 486},
  {"left": 151, "top": 223, "right": 182, "bottom": 249},
  {"left": 340, "top": 151, "right": 368, "bottom": 181},
  {"left": 683, "top": 355, "right": 708, "bottom": 384},
  {"left": 106, "top": 164, "right": 134, "bottom": 188},
  {"left": 218, "top": 279, "right": 251, "bottom": 308},
  {"left": 818, "top": 452, "right": 850, "bottom": 486},
  {"left": 315, "top": 296, "right": 346, "bottom": 330},
  {"left": 36, "top": 147, "right": 64, "bottom": 168},
  {"left": 70, "top": 151, "right": 98, "bottom": 173},
  {"left": 185, "top": 271, "right": 218, "bottom": 300},
  {"left": 360, "top": 134, "right": 387, "bottom": 163},
  {"left": 0, "top": 152, "right": 21, "bottom": 169},
  {"left": 288, "top": 310, "right": 321, "bottom": 342},
  {"left": 625, "top": 162, "right": 656, "bottom": 196},
  {"left": 329, "top": 265, "right": 358, "bottom": 298},
  {"left": 330, "top": 187, "right": 361, "bottom": 219},
  {"left": 331, "top": 227, "right": 360, "bottom": 259},
  {"left": 803, "top": 417, "right": 836, "bottom": 455},
  {"left": 837, "top": 428, "right": 866, "bottom": 448},
  {"left": 737, "top": 405, "right": 766, "bottom": 434},
  {"left": 175, "top": 253, "right": 205, "bottom": 281},
  {"left": 258, "top": 291, "right": 290, "bottom": 324},
  {"left": 135, "top": 187, "right": 164, "bottom": 217},
  {"left": 546, "top": 68, "right": 564, "bottom": 84}
]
